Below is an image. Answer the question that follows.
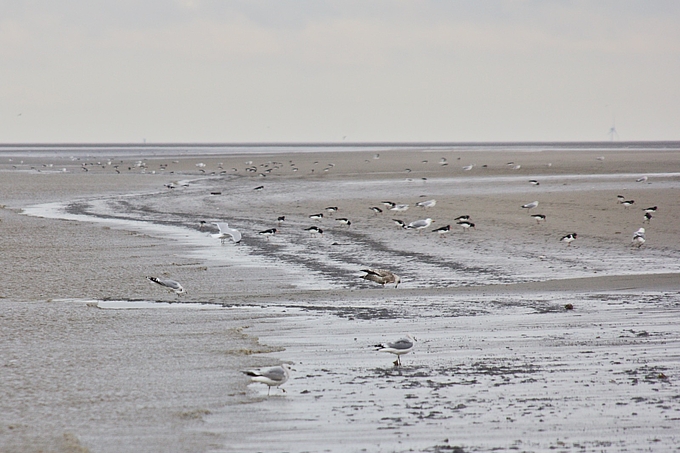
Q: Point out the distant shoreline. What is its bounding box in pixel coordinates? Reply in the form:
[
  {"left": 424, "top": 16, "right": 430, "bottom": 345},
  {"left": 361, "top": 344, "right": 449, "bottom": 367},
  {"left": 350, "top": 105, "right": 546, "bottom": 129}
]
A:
[{"left": 1, "top": 140, "right": 679, "bottom": 149}]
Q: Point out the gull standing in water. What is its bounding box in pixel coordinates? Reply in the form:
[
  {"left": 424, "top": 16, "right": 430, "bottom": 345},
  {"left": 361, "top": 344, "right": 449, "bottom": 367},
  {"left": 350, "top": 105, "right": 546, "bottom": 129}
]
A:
[
  {"left": 407, "top": 218, "right": 433, "bottom": 232},
  {"left": 375, "top": 334, "right": 416, "bottom": 366},
  {"left": 242, "top": 364, "right": 291, "bottom": 395},
  {"left": 212, "top": 222, "right": 242, "bottom": 244},
  {"left": 146, "top": 277, "right": 185, "bottom": 296},
  {"left": 521, "top": 201, "right": 539, "bottom": 210},
  {"left": 361, "top": 269, "right": 401, "bottom": 288},
  {"left": 631, "top": 228, "right": 646, "bottom": 248}
]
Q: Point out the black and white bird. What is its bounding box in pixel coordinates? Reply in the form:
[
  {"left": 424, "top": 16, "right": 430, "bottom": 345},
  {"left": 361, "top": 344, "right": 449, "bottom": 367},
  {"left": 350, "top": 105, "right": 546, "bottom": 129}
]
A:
[
  {"left": 242, "top": 364, "right": 291, "bottom": 395},
  {"left": 621, "top": 200, "right": 635, "bottom": 208},
  {"left": 336, "top": 218, "right": 351, "bottom": 227},
  {"left": 375, "top": 334, "right": 416, "bottom": 366},
  {"left": 644, "top": 206, "right": 658, "bottom": 213},
  {"left": 432, "top": 224, "right": 451, "bottom": 236},
  {"left": 457, "top": 220, "right": 475, "bottom": 231},
  {"left": 212, "top": 222, "right": 242, "bottom": 244},
  {"left": 370, "top": 206, "right": 383, "bottom": 214},
  {"left": 390, "top": 204, "right": 409, "bottom": 212},
  {"left": 277, "top": 215, "right": 286, "bottom": 224},
  {"left": 454, "top": 215, "right": 471, "bottom": 222},
  {"left": 305, "top": 226, "right": 323, "bottom": 235},
  {"left": 393, "top": 219, "right": 407, "bottom": 228},
  {"left": 617, "top": 195, "right": 625, "bottom": 203},
  {"left": 643, "top": 212, "right": 653, "bottom": 223},
  {"left": 531, "top": 214, "right": 547, "bottom": 223},
  {"left": 382, "top": 201, "right": 396, "bottom": 208},
  {"left": 631, "top": 227, "right": 646, "bottom": 248},
  {"left": 146, "top": 276, "right": 185, "bottom": 296},
  {"left": 407, "top": 218, "right": 433, "bottom": 232},
  {"left": 253, "top": 185, "right": 264, "bottom": 190},
  {"left": 309, "top": 213, "right": 324, "bottom": 220},
  {"left": 560, "top": 233, "right": 577, "bottom": 246},
  {"left": 361, "top": 268, "right": 401, "bottom": 288},
  {"left": 258, "top": 228, "right": 277, "bottom": 239},
  {"left": 522, "top": 201, "right": 539, "bottom": 210},
  {"left": 529, "top": 180, "right": 540, "bottom": 185},
  {"left": 325, "top": 206, "right": 339, "bottom": 215}
]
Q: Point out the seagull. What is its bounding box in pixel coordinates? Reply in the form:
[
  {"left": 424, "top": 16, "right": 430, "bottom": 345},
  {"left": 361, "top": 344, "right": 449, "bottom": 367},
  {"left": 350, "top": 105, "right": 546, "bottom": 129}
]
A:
[
  {"left": 457, "top": 220, "right": 475, "bottom": 231},
  {"left": 146, "top": 277, "right": 185, "bottom": 296},
  {"left": 462, "top": 164, "right": 475, "bottom": 171},
  {"left": 304, "top": 226, "right": 323, "bottom": 235},
  {"left": 375, "top": 334, "right": 415, "bottom": 366},
  {"left": 212, "top": 222, "right": 242, "bottom": 244},
  {"left": 392, "top": 219, "right": 407, "bottom": 228},
  {"left": 242, "top": 364, "right": 291, "bottom": 395},
  {"left": 416, "top": 199, "right": 436, "bottom": 208},
  {"left": 258, "top": 228, "right": 277, "bottom": 239},
  {"left": 636, "top": 176, "right": 648, "bottom": 183},
  {"left": 390, "top": 204, "right": 409, "bottom": 212},
  {"left": 560, "top": 233, "right": 577, "bottom": 246},
  {"left": 407, "top": 218, "right": 433, "bottom": 232},
  {"left": 361, "top": 269, "right": 401, "bottom": 288},
  {"left": 336, "top": 218, "right": 351, "bottom": 227},
  {"left": 531, "top": 214, "right": 547, "bottom": 223},
  {"left": 370, "top": 206, "right": 383, "bottom": 214},
  {"left": 522, "top": 201, "right": 539, "bottom": 210},
  {"left": 631, "top": 228, "right": 645, "bottom": 248}
]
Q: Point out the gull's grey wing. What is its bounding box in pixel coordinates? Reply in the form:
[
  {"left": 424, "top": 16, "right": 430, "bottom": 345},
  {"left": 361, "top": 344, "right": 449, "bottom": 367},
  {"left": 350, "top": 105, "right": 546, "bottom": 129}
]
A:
[{"left": 388, "top": 338, "right": 414, "bottom": 350}]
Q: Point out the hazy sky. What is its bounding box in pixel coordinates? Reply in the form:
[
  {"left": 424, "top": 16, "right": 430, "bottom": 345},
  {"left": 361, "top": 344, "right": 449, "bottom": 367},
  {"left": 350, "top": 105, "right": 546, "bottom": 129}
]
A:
[{"left": 1, "top": 1, "right": 678, "bottom": 143}]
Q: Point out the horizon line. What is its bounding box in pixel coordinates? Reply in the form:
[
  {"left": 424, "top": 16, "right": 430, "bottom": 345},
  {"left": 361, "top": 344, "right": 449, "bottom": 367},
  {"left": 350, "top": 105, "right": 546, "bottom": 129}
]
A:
[{"left": 1, "top": 140, "right": 679, "bottom": 149}]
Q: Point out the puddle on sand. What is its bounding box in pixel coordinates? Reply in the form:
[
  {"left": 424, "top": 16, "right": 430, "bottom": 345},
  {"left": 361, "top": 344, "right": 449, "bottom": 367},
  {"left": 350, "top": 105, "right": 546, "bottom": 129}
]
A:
[{"left": 54, "top": 298, "right": 232, "bottom": 310}]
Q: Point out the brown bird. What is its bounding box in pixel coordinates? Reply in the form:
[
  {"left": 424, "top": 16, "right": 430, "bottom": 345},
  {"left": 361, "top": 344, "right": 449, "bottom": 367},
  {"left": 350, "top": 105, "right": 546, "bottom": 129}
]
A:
[{"left": 361, "top": 269, "right": 401, "bottom": 288}]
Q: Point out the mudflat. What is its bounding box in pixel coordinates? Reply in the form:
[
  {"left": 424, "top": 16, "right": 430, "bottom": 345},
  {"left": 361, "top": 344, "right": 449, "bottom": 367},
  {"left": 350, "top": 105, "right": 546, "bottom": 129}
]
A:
[{"left": 1, "top": 145, "right": 679, "bottom": 452}]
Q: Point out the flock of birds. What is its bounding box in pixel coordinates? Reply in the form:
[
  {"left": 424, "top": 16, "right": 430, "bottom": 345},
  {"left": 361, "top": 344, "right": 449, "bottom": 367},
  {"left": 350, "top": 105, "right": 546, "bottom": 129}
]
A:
[{"left": 140, "top": 154, "right": 663, "bottom": 397}]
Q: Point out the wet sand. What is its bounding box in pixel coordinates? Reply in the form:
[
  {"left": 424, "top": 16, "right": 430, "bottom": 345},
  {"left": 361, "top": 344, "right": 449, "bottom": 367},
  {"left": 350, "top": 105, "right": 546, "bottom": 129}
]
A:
[{"left": 1, "top": 145, "right": 680, "bottom": 452}]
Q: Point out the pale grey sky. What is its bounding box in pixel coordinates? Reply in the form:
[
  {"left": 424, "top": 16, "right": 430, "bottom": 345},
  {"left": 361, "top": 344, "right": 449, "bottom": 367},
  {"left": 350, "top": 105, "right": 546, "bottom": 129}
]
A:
[{"left": 1, "top": 1, "right": 678, "bottom": 143}]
